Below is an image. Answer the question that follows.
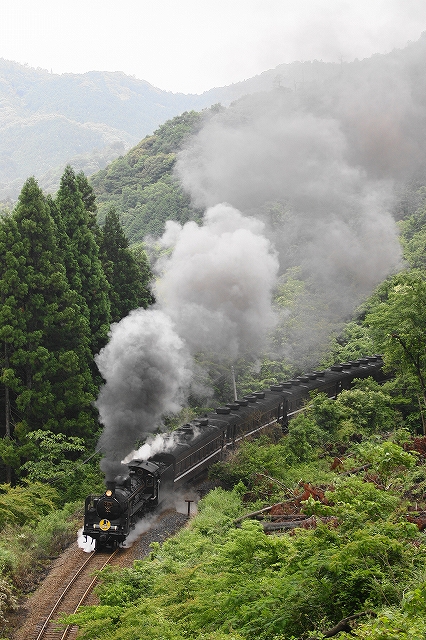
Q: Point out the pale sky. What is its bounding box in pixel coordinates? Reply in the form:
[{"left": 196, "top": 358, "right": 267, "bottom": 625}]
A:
[{"left": 1, "top": 0, "right": 426, "bottom": 94}]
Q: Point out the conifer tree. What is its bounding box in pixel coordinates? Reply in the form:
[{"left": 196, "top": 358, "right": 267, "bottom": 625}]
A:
[
  {"left": 101, "top": 207, "right": 154, "bottom": 323},
  {"left": 76, "top": 170, "right": 102, "bottom": 242},
  {"left": 55, "top": 166, "right": 111, "bottom": 354},
  {"left": 0, "top": 178, "right": 97, "bottom": 480},
  {"left": 0, "top": 213, "right": 28, "bottom": 480}
]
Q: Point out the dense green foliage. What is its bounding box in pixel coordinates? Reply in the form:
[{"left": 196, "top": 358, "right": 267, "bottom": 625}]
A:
[
  {"left": 100, "top": 207, "right": 154, "bottom": 322},
  {"left": 55, "top": 166, "right": 111, "bottom": 355},
  {"left": 4, "top": 44, "right": 426, "bottom": 638},
  {"left": 60, "top": 170, "right": 426, "bottom": 636},
  {"left": 0, "top": 58, "right": 235, "bottom": 201},
  {"left": 65, "top": 415, "right": 426, "bottom": 639},
  {"left": 0, "top": 169, "right": 153, "bottom": 485},
  {"left": 90, "top": 112, "right": 205, "bottom": 241},
  {"left": 0, "top": 177, "right": 97, "bottom": 484}
]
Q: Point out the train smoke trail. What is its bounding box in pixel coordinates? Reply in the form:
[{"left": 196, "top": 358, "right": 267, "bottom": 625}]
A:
[
  {"left": 95, "top": 308, "right": 192, "bottom": 480},
  {"left": 96, "top": 42, "right": 426, "bottom": 472},
  {"left": 153, "top": 203, "right": 279, "bottom": 361},
  {"left": 95, "top": 205, "right": 279, "bottom": 477},
  {"left": 175, "top": 88, "right": 403, "bottom": 365}
]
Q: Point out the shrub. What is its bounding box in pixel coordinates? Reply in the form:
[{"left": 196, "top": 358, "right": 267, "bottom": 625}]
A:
[
  {"left": 34, "top": 501, "right": 81, "bottom": 556},
  {"left": 0, "top": 482, "right": 59, "bottom": 529},
  {"left": 0, "top": 578, "right": 18, "bottom": 627}
]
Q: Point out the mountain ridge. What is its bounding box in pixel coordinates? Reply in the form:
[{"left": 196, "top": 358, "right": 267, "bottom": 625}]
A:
[{"left": 2, "top": 33, "right": 426, "bottom": 203}]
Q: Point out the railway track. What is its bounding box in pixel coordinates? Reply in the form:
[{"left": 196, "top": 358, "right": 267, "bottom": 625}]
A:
[{"left": 30, "top": 548, "right": 123, "bottom": 640}]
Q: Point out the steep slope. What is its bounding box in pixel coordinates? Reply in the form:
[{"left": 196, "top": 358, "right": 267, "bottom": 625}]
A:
[
  {"left": 4, "top": 33, "right": 426, "bottom": 205},
  {"left": 90, "top": 110, "right": 205, "bottom": 241},
  {"left": 0, "top": 60, "right": 214, "bottom": 201}
]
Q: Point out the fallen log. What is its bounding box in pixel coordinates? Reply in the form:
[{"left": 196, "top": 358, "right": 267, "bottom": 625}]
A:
[
  {"left": 340, "top": 463, "right": 372, "bottom": 477},
  {"left": 262, "top": 516, "right": 316, "bottom": 531},
  {"left": 306, "top": 610, "right": 377, "bottom": 639},
  {"left": 234, "top": 501, "right": 295, "bottom": 524}
]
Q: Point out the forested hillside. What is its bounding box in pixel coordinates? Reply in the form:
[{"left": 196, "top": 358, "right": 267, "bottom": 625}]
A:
[
  {"left": 63, "top": 201, "right": 426, "bottom": 639},
  {"left": 2, "top": 35, "right": 426, "bottom": 640},
  {"left": 0, "top": 55, "right": 340, "bottom": 203},
  {"left": 0, "top": 60, "right": 222, "bottom": 201},
  {"left": 6, "top": 34, "right": 426, "bottom": 205},
  {"left": 90, "top": 110, "right": 206, "bottom": 240},
  {"left": 0, "top": 167, "right": 153, "bottom": 487}
]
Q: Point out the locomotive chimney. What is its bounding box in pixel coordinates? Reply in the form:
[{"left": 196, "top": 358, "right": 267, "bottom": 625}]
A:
[{"left": 106, "top": 480, "right": 116, "bottom": 495}]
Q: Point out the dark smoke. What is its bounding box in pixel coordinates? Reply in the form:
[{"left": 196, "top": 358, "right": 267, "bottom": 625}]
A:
[{"left": 95, "top": 309, "right": 192, "bottom": 479}]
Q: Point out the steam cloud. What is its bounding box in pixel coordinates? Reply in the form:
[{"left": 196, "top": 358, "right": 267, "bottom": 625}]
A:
[
  {"left": 154, "top": 203, "right": 279, "bottom": 360},
  {"left": 94, "top": 41, "right": 426, "bottom": 476},
  {"left": 95, "top": 205, "right": 279, "bottom": 478},
  {"left": 95, "top": 309, "right": 192, "bottom": 479},
  {"left": 174, "top": 80, "right": 407, "bottom": 363}
]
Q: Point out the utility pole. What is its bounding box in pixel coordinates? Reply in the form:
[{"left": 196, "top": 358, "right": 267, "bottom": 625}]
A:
[{"left": 231, "top": 366, "right": 238, "bottom": 401}]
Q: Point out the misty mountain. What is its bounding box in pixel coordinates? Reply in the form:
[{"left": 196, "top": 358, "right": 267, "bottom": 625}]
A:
[
  {"left": 90, "top": 32, "right": 426, "bottom": 370},
  {"left": 3, "top": 32, "right": 426, "bottom": 207},
  {"left": 0, "top": 59, "right": 202, "bottom": 201},
  {"left": 0, "top": 54, "right": 360, "bottom": 203},
  {"left": 0, "top": 58, "right": 284, "bottom": 202},
  {"left": 91, "top": 33, "right": 426, "bottom": 244}
]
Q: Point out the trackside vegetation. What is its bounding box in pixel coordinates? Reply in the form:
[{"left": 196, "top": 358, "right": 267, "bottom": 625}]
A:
[
  {"left": 59, "top": 176, "right": 426, "bottom": 638},
  {"left": 2, "top": 110, "right": 426, "bottom": 638},
  {"left": 63, "top": 407, "right": 426, "bottom": 639}
]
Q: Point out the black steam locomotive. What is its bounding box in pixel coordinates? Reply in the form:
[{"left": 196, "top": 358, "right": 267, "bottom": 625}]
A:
[{"left": 83, "top": 356, "right": 384, "bottom": 549}]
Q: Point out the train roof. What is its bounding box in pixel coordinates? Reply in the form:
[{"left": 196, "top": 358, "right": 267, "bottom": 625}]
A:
[{"left": 129, "top": 355, "right": 384, "bottom": 467}]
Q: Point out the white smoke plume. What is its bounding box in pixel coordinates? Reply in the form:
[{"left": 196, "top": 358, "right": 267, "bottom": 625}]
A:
[
  {"left": 95, "top": 308, "right": 192, "bottom": 479},
  {"left": 77, "top": 528, "right": 96, "bottom": 553},
  {"left": 174, "top": 87, "right": 404, "bottom": 364},
  {"left": 122, "top": 513, "right": 159, "bottom": 548},
  {"left": 122, "top": 431, "right": 182, "bottom": 464},
  {"left": 154, "top": 203, "right": 279, "bottom": 360}
]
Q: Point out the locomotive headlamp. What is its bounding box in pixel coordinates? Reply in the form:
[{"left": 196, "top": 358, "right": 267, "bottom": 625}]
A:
[{"left": 105, "top": 489, "right": 113, "bottom": 497}]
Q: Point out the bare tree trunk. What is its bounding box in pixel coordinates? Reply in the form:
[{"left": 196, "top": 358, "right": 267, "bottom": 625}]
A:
[{"left": 306, "top": 611, "right": 377, "bottom": 639}]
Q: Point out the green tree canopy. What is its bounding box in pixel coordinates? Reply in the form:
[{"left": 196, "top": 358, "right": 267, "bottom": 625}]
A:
[
  {"left": 55, "top": 166, "right": 111, "bottom": 354},
  {"left": 0, "top": 177, "right": 98, "bottom": 480},
  {"left": 365, "top": 270, "right": 426, "bottom": 430},
  {"left": 100, "top": 208, "right": 154, "bottom": 322},
  {"left": 91, "top": 111, "right": 204, "bottom": 242},
  {"left": 399, "top": 195, "right": 426, "bottom": 269}
]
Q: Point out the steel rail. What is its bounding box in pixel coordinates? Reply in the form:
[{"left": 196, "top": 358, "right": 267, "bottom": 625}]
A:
[{"left": 34, "top": 548, "right": 120, "bottom": 640}]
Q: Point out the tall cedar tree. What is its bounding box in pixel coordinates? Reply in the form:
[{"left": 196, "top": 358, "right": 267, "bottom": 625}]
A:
[
  {"left": 0, "top": 178, "right": 97, "bottom": 479},
  {"left": 76, "top": 170, "right": 103, "bottom": 244},
  {"left": 101, "top": 208, "right": 154, "bottom": 323},
  {"left": 0, "top": 214, "right": 28, "bottom": 479},
  {"left": 54, "top": 166, "right": 111, "bottom": 355}
]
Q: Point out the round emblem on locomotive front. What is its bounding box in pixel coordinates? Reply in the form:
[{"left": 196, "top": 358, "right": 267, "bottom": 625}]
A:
[{"left": 99, "top": 519, "right": 111, "bottom": 531}]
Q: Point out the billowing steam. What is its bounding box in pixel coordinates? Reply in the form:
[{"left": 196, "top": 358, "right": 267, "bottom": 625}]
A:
[
  {"left": 95, "top": 205, "right": 279, "bottom": 478},
  {"left": 174, "top": 86, "right": 403, "bottom": 366},
  {"left": 154, "top": 203, "right": 279, "bottom": 359},
  {"left": 95, "top": 309, "right": 192, "bottom": 479},
  {"left": 94, "top": 42, "right": 426, "bottom": 477}
]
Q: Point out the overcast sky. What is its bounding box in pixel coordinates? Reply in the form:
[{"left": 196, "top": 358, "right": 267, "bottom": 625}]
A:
[{"left": 1, "top": 0, "right": 426, "bottom": 94}]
